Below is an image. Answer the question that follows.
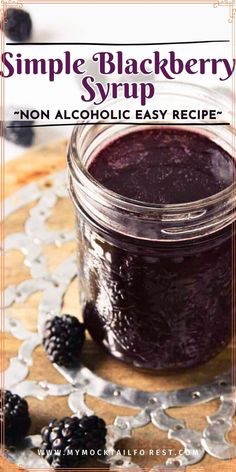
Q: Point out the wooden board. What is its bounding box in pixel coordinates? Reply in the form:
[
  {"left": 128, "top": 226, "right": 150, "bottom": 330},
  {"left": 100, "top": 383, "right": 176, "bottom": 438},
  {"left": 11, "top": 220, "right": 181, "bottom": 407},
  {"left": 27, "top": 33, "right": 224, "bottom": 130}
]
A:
[{"left": 2, "top": 140, "right": 235, "bottom": 471}]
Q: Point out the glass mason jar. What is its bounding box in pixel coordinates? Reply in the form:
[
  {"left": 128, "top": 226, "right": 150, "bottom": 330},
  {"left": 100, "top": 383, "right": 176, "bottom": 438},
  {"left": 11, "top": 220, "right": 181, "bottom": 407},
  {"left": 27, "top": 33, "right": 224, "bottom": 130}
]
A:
[{"left": 67, "top": 83, "right": 236, "bottom": 371}]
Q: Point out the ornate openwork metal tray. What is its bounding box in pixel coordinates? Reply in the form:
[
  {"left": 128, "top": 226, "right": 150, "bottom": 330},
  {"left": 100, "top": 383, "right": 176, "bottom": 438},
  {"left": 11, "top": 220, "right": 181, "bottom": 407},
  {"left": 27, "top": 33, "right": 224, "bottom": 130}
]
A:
[{"left": 3, "top": 167, "right": 236, "bottom": 471}]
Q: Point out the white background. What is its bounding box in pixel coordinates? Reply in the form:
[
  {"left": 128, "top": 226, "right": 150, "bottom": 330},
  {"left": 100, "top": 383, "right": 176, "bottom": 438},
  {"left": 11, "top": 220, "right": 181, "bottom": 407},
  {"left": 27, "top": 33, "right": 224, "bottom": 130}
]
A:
[{"left": 4, "top": 2, "right": 233, "bottom": 161}]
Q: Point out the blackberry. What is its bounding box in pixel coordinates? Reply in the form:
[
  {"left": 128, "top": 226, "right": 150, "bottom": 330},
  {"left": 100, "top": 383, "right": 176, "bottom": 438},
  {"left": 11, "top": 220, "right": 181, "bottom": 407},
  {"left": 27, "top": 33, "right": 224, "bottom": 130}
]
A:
[
  {"left": 79, "top": 415, "right": 107, "bottom": 450},
  {"left": 41, "top": 415, "right": 107, "bottom": 469},
  {"left": 0, "top": 390, "right": 31, "bottom": 446},
  {"left": 4, "top": 121, "right": 35, "bottom": 146},
  {"left": 4, "top": 9, "right": 32, "bottom": 42},
  {"left": 42, "top": 315, "right": 85, "bottom": 367}
]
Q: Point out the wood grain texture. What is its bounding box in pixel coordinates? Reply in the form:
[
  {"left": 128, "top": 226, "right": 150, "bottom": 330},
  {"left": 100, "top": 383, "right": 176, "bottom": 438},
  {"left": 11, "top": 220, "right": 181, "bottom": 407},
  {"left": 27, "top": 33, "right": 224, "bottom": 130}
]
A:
[{"left": 2, "top": 140, "right": 235, "bottom": 471}]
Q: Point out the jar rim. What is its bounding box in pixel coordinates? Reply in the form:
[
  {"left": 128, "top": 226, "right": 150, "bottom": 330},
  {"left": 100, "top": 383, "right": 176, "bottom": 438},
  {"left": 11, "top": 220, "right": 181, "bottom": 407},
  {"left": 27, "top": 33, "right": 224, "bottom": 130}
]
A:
[{"left": 67, "top": 82, "right": 236, "bottom": 241}]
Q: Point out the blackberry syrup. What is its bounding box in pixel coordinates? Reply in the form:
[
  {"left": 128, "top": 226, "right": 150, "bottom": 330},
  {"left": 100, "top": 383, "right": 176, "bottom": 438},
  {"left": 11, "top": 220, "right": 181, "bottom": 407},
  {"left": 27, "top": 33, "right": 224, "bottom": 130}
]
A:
[{"left": 77, "top": 128, "right": 234, "bottom": 370}]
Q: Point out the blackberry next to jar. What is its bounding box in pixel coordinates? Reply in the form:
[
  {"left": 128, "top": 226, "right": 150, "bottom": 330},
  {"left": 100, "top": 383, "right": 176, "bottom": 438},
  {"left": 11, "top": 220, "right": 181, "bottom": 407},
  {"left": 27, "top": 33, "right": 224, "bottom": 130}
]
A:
[{"left": 68, "top": 89, "right": 235, "bottom": 371}]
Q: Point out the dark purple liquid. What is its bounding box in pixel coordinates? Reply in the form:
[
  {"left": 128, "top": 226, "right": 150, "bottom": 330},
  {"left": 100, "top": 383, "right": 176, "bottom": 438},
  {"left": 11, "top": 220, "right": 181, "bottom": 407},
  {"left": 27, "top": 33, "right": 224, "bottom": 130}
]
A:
[
  {"left": 78, "top": 128, "right": 234, "bottom": 370},
  {"left": 88, "top": 128, "right": 234, "bottom": 203}
]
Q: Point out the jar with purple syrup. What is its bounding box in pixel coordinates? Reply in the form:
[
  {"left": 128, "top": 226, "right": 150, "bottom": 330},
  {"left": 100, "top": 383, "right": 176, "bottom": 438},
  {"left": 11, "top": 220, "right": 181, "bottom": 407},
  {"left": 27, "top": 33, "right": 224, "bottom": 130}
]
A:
[{"left": 67, "top": 83, "right": 236, "bottom": 371}]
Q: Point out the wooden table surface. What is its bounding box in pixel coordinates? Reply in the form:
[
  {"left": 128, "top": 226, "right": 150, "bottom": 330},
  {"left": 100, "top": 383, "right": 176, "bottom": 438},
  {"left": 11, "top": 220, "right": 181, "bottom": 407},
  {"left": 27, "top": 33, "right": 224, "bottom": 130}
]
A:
[{"left": 2, "top": 140, "right": 235, "bottom": 471}]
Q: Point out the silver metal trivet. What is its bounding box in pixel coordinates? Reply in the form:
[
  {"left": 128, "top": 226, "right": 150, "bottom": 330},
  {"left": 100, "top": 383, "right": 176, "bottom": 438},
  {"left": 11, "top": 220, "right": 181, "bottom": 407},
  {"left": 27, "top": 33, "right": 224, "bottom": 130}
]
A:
[{"left": 3, "top": 171, "right": 236, "bottom": 471}]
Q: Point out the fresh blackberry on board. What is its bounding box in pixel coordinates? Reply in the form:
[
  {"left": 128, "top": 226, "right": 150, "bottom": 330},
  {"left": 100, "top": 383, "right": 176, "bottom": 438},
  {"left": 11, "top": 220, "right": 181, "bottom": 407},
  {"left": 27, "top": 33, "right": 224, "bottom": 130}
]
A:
[
  {"left": 0, "top": 390, "right": 31, "bottom": 446},
  {"left": 42, "top": 315, "right": 85, "bottom": 367},
  {"left": 41, "top": 415, "right": 107, "bottom": 469},
  {"left": 4, "top": 121, "right": 35, "bottom": 146},
  {"left": 3, "top": 9, "right": 32, "bottom": 42}
]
